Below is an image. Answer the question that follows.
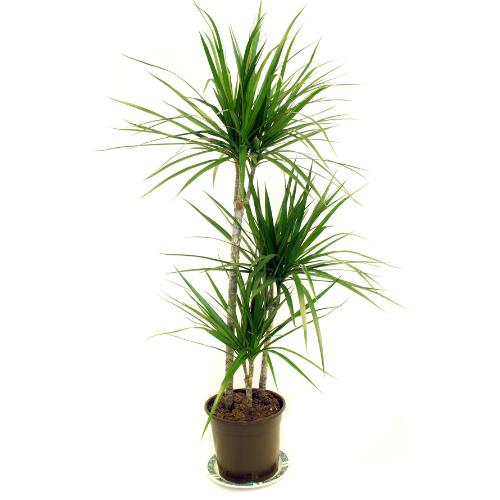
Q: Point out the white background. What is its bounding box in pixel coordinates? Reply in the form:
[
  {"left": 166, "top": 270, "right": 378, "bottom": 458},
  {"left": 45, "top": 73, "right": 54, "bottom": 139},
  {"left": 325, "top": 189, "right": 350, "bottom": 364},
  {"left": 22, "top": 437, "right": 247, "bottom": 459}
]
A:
[{"left": 1, "top": 0, "right": 499, "bottom": 498}]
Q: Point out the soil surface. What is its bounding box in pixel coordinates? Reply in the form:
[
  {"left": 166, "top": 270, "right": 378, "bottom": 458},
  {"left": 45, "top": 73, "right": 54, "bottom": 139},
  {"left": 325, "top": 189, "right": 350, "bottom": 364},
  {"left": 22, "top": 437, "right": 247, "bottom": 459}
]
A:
[{"left": 209, "top": 389, "right": 282, "bottom": 422}]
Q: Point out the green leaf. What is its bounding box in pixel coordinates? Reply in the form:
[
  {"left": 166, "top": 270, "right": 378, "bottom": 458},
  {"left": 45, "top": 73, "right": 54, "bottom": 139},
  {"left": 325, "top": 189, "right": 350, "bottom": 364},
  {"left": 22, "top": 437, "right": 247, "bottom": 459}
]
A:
[
  {"left": 265, "top": 352, "right": 278, "bottom": 389},
  {"left": 270, "top": 346, "right": 334, "bottom": 377},
  {"left": 292, "top": 274, "right": 308, "bottom": 350},
  {"left": 202, "top": 352, "right": 247, "bottom": 436},
  {"left": 186, "top": 201, "right": 231, "bottom": 240},
  {"left": 148, "top": 329, "right": 227, "bottom": 353},
  {"left": 267, "top": 349, "right": 320, "bottom": 391}
]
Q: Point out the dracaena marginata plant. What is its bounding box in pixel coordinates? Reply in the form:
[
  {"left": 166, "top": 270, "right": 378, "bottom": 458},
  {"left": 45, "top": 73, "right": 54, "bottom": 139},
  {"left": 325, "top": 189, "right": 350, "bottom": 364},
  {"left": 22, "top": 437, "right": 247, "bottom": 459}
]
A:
[{"left": 108, "top": 3, "right": 391, "bottom": 426}]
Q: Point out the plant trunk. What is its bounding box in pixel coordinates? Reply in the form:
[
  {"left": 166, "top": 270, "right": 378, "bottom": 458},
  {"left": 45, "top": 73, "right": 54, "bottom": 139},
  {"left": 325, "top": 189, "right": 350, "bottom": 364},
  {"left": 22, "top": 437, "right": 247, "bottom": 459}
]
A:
[
  {"left": 245, "top": 359, "right": 254, "bottom": 407},
  {"left": 224, "top": 159, "right": 257, "bottom": 409},
  {"left": 258, "top": 351, "right": 270, "bottom": 398},
  {"left": 224, "top": 163, "right": 244, "bottom": 409}
]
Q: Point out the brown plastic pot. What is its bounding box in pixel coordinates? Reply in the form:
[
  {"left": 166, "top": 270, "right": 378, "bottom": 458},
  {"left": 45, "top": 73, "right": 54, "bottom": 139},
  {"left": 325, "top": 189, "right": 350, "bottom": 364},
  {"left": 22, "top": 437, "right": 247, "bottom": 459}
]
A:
[{"left": 205, "top": 389, "right": 286, "bottom": 483}]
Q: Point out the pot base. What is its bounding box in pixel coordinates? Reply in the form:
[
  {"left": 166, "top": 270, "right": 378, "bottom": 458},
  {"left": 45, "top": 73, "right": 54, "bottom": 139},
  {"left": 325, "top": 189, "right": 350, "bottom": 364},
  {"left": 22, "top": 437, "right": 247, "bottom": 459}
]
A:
[{"left": 207, "top": 450, "right": 289, "bottom": 489}]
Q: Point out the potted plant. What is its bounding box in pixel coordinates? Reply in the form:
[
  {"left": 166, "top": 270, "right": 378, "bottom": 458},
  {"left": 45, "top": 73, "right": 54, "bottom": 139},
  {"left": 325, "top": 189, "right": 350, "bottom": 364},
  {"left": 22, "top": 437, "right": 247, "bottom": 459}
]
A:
[{"left": 108, "top": 3, "right": 391, "bottom": 485}]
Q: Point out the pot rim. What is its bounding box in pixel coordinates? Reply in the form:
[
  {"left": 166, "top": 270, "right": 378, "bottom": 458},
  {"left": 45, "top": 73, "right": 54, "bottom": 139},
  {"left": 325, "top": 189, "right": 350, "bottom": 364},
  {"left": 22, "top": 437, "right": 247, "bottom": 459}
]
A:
[{"left": 204, "top": 388, "right": 286, "bottom": 425}]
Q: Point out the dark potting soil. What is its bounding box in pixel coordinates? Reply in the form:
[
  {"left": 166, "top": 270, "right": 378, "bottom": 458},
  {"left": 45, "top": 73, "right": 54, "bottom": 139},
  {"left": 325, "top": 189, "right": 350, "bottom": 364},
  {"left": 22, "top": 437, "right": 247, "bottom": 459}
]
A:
[{"left": 209, "top": 389, "right": 281, "bottom": 422}]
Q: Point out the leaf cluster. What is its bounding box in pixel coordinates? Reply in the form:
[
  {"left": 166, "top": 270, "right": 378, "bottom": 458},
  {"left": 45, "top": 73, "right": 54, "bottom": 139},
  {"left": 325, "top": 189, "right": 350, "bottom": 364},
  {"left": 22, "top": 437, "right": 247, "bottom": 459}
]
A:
[{"left": 108, "top": 4, "right": 353, "bottom": 196}]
